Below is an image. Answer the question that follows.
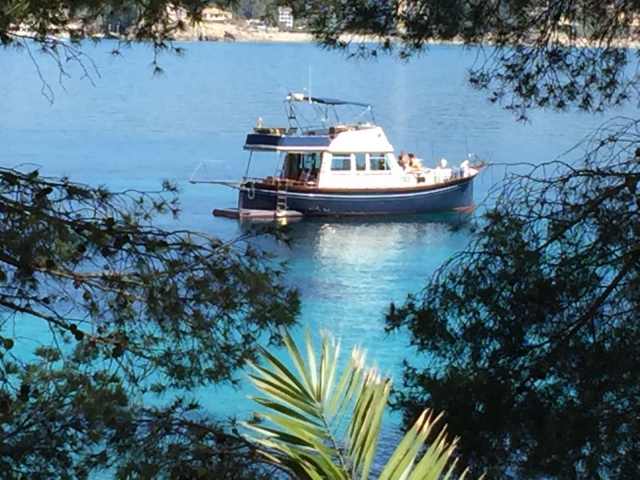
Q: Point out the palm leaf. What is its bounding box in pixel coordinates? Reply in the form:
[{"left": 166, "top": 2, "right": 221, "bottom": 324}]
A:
[{"left": 244, "top": 326, "right": 479, "bottom": 480}]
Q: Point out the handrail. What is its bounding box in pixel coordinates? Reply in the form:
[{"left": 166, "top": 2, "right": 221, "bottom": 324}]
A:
[{"left": 188, "top": 160, "right": 243, "bottom": 189}]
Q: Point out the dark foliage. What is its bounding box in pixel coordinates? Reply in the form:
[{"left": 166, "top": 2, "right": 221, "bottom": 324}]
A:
[
  {"left": 274, "top": 2, "right": 640, "bottom": 477},
  {"left": 386, "top": 118, "right": 640, "bottom": 479},
  {"left": 0, "top": 166, "right": 300, "bottom": 478}
]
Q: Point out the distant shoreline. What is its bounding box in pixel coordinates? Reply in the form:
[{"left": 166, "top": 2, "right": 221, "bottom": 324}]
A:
[
  {"left": 160, "top": 22, "right": 640, "bottom": 49},
  {"left": 168, "top": 26, "right": 381, "bottom": 45},
  {"left": 22, "top": 22, "right": 640, "bottom": 50},
  {"left": 141, "top": 28, "right": 640, "bottom": 50}
]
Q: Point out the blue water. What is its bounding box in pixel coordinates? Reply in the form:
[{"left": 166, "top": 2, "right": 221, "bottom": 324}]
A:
[{"left": 0, "top": 40, "right": 633, "bottom": 475}]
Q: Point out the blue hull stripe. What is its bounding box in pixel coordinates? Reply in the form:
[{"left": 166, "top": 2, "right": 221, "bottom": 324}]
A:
[{"left": 252, "top": 186, "right": 458, "bottom": 200}]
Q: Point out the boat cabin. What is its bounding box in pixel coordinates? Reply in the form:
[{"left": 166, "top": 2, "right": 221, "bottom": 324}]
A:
[{"left": 244, "top": 122, "right": 460, "bottom": 189}]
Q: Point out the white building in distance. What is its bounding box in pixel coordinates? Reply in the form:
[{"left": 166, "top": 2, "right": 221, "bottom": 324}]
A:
[{"left": 278, "top": 7, "right": 294, "bottom": 28}]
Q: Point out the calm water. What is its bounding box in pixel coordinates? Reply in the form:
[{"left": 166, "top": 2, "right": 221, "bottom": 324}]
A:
[{"left": 0, "top": 41, "right": 633, "bottom": 474}]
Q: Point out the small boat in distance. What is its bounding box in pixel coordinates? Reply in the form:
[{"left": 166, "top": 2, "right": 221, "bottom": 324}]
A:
[{"left": 190, "top": 93, "right": 484, "bottom": 220}]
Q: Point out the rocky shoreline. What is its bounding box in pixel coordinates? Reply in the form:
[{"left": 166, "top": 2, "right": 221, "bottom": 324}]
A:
[
  {"left": 168, "top": 23, "right": 374, "bottom": 43},
  {"left": 175, "top": 28, "right": 315, "bottom": 43},
  {"left": 37, "top": 20, "right": 640, "bottom": 49},
  {"left": 135, "top": 26, "right": 640, "bottom": 49}
]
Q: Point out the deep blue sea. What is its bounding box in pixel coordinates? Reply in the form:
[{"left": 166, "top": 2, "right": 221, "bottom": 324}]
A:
[{"left": 0, "top": 40, "right": 633, "bottom": 476}]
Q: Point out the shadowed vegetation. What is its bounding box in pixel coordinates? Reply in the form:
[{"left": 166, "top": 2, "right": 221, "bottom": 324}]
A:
[{"left": 0, "top": 166, "right": 300, "bottom": 478}]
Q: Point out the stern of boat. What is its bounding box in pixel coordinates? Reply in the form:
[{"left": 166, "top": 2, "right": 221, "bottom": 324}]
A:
[{"left": 238, "top": 181, "right": 277, "bottom": 211}]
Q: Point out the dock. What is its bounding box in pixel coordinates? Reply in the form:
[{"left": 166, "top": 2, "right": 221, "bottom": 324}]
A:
[{"left": 212, "top": 208, "right": 304, "bottom": 220}]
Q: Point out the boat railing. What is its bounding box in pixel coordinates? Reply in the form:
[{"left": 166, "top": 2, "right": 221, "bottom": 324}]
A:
[
  {"left": 188, "top": 160, "right": 243, "bottom": 188},
  {"left": 296, "top": 123, "right": 374, "bottom": 136},
  {"left": 245, "top": 176, "right": 317, "bottom": 189},
  {"left": 253, "top": 126, "right": 289, "bottom": 135}
]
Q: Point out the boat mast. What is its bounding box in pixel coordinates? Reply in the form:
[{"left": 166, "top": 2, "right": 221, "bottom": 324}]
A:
[{"left": 308, "top": 66, "right": 312, "bottom": 104}]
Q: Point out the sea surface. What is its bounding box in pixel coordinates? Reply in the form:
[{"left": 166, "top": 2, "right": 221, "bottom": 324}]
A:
[{"left": 0, "top": 40, "right": 634, "bottom": 475}]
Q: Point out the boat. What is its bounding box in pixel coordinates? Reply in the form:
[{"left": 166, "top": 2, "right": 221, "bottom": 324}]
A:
[{"left": 189, "top": 93, "right": 484, "bottom": 219}]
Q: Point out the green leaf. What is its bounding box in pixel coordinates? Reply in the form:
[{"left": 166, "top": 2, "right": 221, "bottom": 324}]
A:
[
  {"left": 280, "top": 328, "right": 316, "bottom": 396},
  {"left": 249, "top": 396, "right": 324, "bottom": 427},
  {"left": 304, "top": 328, "right": 319, "bottom": 400},
  {"left": 246, "top": 328, "right": 473, "bottom": 480},
  {"left": 248, "top": 375, "right": 318, "bottom": 418},
  {"left": 379, "top": 411, "right": 444, "bottom": 480}
]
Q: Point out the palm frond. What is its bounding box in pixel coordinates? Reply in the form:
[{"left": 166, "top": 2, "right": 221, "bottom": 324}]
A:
[{"left": 244, "top": 327, "right": 477, "bottom": 480}]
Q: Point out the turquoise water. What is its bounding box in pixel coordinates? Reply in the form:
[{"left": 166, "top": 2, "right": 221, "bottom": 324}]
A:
[{"left": 1, "top": 41, "right": 634, "bottom": 473}]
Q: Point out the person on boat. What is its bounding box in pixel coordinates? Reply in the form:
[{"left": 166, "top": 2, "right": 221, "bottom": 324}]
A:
[
  {"left": 460, "top": 159, "right": 470, "bottom": 178},
  {"left": 451, "top": 163, "right": 461, "bottom": 179},
  {"left": 437, "top": 158, "right": 452, "bottom": 182},
  {"left": 408, "top": 153, "right": 423, "bottom": 171},
  {"left": 397, "top": 151, "right": 408, "bottom": 169}
]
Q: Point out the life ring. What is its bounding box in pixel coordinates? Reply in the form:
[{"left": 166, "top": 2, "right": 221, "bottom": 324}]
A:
[{"left": 246, "top": 181, "right": 256, "bottom": 200}]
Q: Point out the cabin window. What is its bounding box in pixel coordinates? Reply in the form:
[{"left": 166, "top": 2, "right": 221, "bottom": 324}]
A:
[
  {"left": 331, "top": 155, "right": 352, "bottom": 171},
  {"left": 302, "top": 153, "right": 321, "bottom": 171},
  {"left": 369, "top": 154, "right": 390, "bottom": 171},
  {"left": 355, "top": 154, "right": 366, "bottom": 171}
]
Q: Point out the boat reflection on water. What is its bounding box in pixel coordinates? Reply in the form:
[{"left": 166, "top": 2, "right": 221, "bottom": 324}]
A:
[
  {"left": 199, "top": 213, "right": 476, "bottom": 456},
  {"left": 237, "top": 212, "right": 475, "bottom": 377},
  {"left": 239, "top": 211, "right": 476, "bottom": 300},
  {"left": 240, "top": 210, "right": 475, "bottom": 252}
]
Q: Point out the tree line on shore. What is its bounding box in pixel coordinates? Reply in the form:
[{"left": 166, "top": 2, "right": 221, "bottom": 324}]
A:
[{"left": 6, "top": 0, "right": 295, "bottom": 40}]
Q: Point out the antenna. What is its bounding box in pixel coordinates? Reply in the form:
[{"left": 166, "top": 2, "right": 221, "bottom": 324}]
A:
[{"left": 308, "top": 66, "right": 312, "bottom": 103}]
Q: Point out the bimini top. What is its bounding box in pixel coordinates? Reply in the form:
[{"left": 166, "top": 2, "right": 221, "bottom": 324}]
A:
[
  {"left": 286, "top": 92, "right": 371, "bottom": 109},
  {"left": 245, "top": 93, "right": 384, "bottom": 152}
]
